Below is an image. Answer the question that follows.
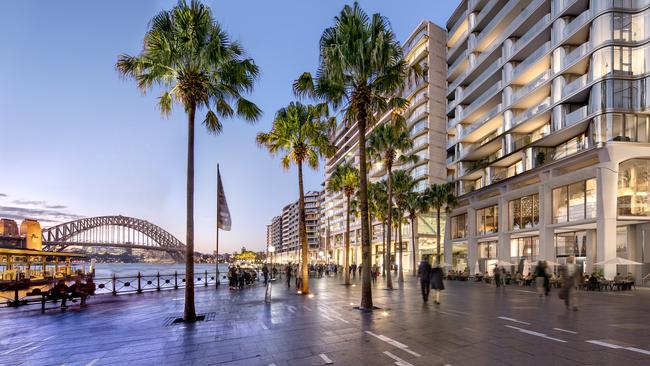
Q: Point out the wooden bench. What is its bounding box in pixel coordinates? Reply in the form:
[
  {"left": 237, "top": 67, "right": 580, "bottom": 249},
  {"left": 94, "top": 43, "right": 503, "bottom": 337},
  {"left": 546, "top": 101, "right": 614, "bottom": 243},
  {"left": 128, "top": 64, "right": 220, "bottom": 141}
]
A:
[{"left": 26, "top": 288, "right": 90, "bottom": 312}]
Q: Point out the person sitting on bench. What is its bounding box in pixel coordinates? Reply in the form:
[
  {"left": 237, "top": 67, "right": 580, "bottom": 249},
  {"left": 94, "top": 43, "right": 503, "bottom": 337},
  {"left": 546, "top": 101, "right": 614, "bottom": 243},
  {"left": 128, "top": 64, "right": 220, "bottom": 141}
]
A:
[{"left": 50, "top": 280, "right": 70, "bottom": 308}]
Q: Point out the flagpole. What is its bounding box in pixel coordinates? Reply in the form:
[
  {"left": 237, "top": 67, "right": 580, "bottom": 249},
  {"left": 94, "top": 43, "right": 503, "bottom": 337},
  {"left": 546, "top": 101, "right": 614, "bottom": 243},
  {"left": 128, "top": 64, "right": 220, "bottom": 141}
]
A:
[{"left": 216, "top": 164, "right": 220, "bottom": 288}]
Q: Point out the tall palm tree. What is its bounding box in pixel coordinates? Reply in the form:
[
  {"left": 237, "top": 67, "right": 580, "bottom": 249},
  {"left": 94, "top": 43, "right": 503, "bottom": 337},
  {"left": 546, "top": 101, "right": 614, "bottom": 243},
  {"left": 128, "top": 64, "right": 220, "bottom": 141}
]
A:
[
  {"left": 293, "top": 2, "right": 406, "bottom": 310},
  {"left": 367, "top": 120, "right": 417, "bottom": 289},
  {"left": 327, "top": 163, "right": 359, "bottom": 286},
  {"left": 404, "top": 189, "right": 428, "bottom": 276},
  {"left": 257, "top": 102, "right": 336, "bottom": 295},
  {"left": 116, "top": 0, "right": 260, "bottom": 322},
  {"left": 423, "top": 183, "right": 458, "bottom": 266},
  {"left": 391, "top": 170, "right": 417, "bottom": 283}
]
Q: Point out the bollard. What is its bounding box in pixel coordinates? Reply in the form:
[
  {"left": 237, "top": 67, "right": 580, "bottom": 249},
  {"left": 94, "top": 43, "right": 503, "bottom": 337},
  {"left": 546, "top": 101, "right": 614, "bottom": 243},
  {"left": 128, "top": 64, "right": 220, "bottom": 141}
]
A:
[
  {"left": 174, "top": 271, "right": 178, "bottom": 289},
  {"left": 13, "top": 275, "right": 19, "bottom": 307},
  {"left": 112, "top": 274, "right": 117, "bottom": 296},
  {"left": 137, "top": 272, "right": 142, "bottom": 293},
  {"left": 205, "top": 270, "right": 208, "bottom": 287},
  {"left": 157, "top": 272, "right": 161, "bottom": 291}
]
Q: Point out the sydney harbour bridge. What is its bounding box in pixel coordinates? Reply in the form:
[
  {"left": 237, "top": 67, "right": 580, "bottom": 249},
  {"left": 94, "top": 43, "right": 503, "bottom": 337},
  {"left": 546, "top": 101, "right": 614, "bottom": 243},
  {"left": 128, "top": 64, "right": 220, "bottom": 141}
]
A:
[{"left": 41, "top": 215, "right": 186, "bottom": 262}]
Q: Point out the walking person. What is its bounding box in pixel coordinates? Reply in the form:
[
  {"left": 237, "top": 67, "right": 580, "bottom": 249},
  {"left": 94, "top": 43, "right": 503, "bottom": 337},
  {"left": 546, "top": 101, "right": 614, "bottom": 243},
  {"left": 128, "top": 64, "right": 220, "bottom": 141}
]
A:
[
  {"left": 371, "top": 263, "right": 379, "bottom": 283},
  {"left": 285, "top": 264, "right": 292, "bottom": 288},
  {"left": 535, "top": 261, "right": 547, "bottom": 297},
  {"left": 559, "top": 256, "right": 580, "bottom": 311},
  {"left": 430, "top": 263, "right": 445, "bottom": 305},
  {"left": 417, "top": 259, "right": 432, "bottom": 302},
  {"left": 493, "top": 265, "right": 501, "bottom": 288},
  {"left": 295, "top": 264, "right": 301, "bottom": 288},
  {"left": 262, "top": 264, "right": 269, "bottom": 285}
]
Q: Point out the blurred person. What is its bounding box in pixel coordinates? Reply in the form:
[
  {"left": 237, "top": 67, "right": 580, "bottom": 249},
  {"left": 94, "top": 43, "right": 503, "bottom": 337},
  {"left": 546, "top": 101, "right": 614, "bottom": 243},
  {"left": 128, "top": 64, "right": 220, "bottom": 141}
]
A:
[
  {"left": 430, "top": 262, "right": 445, "bottom": 305},
  {"left": 417, "top": 259, "right": 432, "bottom": 303}
]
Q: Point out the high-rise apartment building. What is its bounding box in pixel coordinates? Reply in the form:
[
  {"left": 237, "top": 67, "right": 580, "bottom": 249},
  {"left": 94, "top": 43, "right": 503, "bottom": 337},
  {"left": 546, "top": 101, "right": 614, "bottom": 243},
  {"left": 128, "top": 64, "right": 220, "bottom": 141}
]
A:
[
  {"left": 271, "top": 191, "right": 323, "bottom": 263},
  {"left": 444, "top": 0, "right": 650, "bottom": 280},
  {"left": 321, "top": 21, "right": 448, "bottom": 272}
]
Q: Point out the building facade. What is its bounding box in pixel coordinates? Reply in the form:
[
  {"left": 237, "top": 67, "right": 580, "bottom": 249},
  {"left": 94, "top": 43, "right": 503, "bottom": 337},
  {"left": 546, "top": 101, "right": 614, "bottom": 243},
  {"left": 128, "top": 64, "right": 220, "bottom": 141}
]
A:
[
  {"left": 271, "top": 191, "right": 323, "bottom": 264},
  {"left": 444, "top": 0, "right": 650, "bottom": 281},
  {"left": 321, "top": 21, "right": 448, "bottom": 272}
]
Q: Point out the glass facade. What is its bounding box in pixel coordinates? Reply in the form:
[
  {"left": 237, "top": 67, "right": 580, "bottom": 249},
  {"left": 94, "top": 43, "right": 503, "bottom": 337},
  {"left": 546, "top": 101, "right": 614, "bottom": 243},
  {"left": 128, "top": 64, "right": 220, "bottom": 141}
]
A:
[
  {"left": 510, "top": 236, "right": 539, "bottom": 261},
  {"left": 618, "top": 159, "right": 650, "bottom": 216},
  {"left": 509, "top": 194, "right": 539, "bottom": 230},
  {"left": 476, "top": 205, "right": 498, "bottom": 235},
  {"left": 450, "top": 213, "right": 467, "bottom": 239},
  {"left": 552, "top": 179, "right": 597, "bottom": 223},
  {"left": 478, "top": 241, "right": 497, "bottom": 259},
  {"left": 555, "top": 231, "right": 587, "bottom": 257},
  {"left": 593, "top": 113, "right": 650, "bottom": 143}
]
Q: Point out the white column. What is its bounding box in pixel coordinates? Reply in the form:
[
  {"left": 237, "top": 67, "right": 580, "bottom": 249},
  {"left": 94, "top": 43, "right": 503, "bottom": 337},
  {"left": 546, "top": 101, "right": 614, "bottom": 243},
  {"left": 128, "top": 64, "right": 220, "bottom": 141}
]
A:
[
  {"left": 467, "top": 207, "right": 478, "bottom": 274},
  {"left": 596, "top": 165, "right": 618, "bottom": 279},
  {"left": 585, "top": 229, "right": 597, "bottom": 274},
  {"left": 497, "top": 187, "right": 510, "bottom": 263},
  {"left": 538, "top": 175, "right": 555, "bottom": 261},
  {"left": 444, "top": 215, "right": 453, "bottom": 269}
]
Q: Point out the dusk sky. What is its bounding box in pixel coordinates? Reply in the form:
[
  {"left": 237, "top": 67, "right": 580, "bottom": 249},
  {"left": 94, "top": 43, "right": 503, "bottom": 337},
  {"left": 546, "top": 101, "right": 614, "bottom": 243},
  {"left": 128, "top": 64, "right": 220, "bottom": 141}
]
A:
[{"left": 0, "top": 1, "right": 457, "bottom": 254}]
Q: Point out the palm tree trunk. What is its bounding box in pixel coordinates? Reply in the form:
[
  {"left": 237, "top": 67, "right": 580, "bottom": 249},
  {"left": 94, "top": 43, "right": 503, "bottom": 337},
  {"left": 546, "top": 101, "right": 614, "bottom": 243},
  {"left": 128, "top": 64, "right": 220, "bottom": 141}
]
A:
[
  {"left": 385, "top": 165, "right": 393, "bottom": 290},
  {"left": 410, "top": 215, "right": 417, "bottom": 276},
  {"left": 344, "top": 194, "right": 351, "bottom": 285},
  {"left": 298, "top": 162, "right": 309, "bottom": 294},
  {"left": 397, "top": 213, "right": 404, "bottom": 283},
  {"left": 184, "top": 102, "right": 197, "bottom": 322},
  {"left": 436, "top": 207, "right": 441, "bottom": 267},
  {"left": 357, "top": 103, "right": 373, "bottom": 310},
  {"left": 382, "top": 222, "right": 386, "bottom": 277}
]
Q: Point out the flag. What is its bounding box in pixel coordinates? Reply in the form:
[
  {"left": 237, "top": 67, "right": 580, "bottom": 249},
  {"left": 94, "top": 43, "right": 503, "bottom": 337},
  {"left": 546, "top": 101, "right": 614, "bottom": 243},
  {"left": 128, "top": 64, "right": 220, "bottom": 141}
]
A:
[{"left": 217, "top": 165, "right": 232, "bottom": 231}]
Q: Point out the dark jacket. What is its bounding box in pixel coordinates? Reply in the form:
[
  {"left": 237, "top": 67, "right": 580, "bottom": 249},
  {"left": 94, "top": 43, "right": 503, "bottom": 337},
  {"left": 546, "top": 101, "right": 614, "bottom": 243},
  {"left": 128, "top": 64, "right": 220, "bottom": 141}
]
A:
[
  {"left": 430, "top": 267, "right": 445, "bottom": 290},
  {"left": 417, "top": 261, "right": 432, "bottom": 281}
]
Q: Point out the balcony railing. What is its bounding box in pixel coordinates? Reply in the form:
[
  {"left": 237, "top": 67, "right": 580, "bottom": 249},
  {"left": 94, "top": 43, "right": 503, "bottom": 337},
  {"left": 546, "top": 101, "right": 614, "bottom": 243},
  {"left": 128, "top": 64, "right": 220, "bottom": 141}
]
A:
[
  {"left": 511, "top": 14, "right": 551, "bottom": 55},
  {"left": 461, "top": 57, "right": 502, "bottom": 100},
  {"left": 563, "top": 74, "right": 591, "bottom": 98},
  {"left": 563, "top": 9, "right": 591, "bottom": 40},
  {"left": 447, "top": 49, "right": 468, "bottom": 78},
  {"left": 564, "top": 106, "right": 589, "bottom": 127},
  {"left": 511, "top": 41, "right": 551, "bottom": 81},
  {"left": 459, "top": 103, "right": 502, "bottom": 139},
  {"left": 510, "top": 69, "right": 552, "bottom": 105},
  {"left": 511, "top": 97, "right": 551, "bottom": 127},
  {"left": 562, "top": 42, "right": 590, "bottom": 69},
  {"left": 459, "top": 82, "right": 502, "bottom": 122}
]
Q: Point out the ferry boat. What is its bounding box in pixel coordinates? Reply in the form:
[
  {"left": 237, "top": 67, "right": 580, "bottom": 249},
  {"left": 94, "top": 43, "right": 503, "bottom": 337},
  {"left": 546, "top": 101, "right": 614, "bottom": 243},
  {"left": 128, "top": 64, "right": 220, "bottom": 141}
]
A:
[{"left": 0, "top": 218, "right": 87, "bottom": 291}]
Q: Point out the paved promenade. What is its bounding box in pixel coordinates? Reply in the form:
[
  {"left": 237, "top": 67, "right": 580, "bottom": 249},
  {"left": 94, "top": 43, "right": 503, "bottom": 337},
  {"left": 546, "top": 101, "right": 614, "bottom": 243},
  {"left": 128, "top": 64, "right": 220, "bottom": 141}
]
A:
[{"left": 1, "top": 274, "right": 649, "bottom": 366}]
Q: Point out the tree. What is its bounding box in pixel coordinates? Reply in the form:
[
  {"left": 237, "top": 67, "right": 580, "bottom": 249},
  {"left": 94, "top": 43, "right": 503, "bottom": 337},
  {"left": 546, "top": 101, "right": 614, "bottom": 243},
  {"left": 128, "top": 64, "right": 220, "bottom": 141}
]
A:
[
  {"left": 422, "top": 183, "right": 458, "bottom": 266},
  {"left": 293, "top": 2, "right": 406, "bottom": 310},
  {"left": 404, "top": 188, "right": 428, "bottom": 276},
  {"left": 327, "top": 163, "right": 359, "bottom": 286},
  {"left": 116, "top": 0, "right": 260, "bottom": 321},
  {"left": 257, "top": 102, "right": 336, "bottom": 295},
  {"left": 391, "top": 170, "right": 417, "bottom": 283},
  {"left": 367, "top": 119, "right": 417, "bottom": 289}
]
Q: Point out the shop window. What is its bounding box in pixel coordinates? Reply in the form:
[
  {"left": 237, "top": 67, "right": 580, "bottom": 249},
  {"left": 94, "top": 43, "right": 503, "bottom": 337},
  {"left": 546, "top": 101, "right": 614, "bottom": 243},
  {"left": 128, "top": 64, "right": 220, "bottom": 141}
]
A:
[
  {"left": 555, "top": 231, "right": 587, "bottom": 257},
  {"left": 509, "top": 194, "right": 539, "bottom": 230},
  {"left": 618, "top": 159, "right": 650, "bottom": 216},
  {"left": 476, "top": 205, "right": 498, "bottom": 235},
  {"left": 552, "top": 179, "right": 597, "bottom": 223}
]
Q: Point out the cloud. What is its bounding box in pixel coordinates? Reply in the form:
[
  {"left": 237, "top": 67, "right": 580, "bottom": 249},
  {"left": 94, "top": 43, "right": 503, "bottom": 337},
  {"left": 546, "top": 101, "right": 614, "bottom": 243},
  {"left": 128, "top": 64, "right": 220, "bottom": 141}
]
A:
[
  {"left": 0, "top": 205, "right": 83, "bottom": 226},
  {"left": 0, "top": 193, "right": 7, "bottom": 197},
  {"left": 12, "top": 199, "right": 47, "bottom": 205},
  {"left": 45, "top": 205, "right": 67, "bottom": 210}
]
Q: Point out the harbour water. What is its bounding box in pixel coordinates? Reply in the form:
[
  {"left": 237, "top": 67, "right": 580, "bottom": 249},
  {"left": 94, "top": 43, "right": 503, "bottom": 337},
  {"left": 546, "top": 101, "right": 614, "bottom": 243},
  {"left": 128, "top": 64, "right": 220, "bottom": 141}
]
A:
[{"left": 94, "top": 263, "right": 232, "bottom": 278}]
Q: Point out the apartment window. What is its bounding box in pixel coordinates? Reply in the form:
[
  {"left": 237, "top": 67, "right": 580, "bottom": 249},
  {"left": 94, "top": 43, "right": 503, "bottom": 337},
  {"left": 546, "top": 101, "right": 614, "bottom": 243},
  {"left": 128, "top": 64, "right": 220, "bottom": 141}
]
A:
[
  {"left": 553, "top": 133, "right": 588, "bottom": 160},
  {"left": 555, "top": 231, "right": 587, "bottom": 257},
  {"left": 552, "top": 179, "right": 597, "bottom": 223},
  {"left": 593, "top": 113, "right": 650, "bottom": 143},
  {"left": 509, "top": 194, "right": 539, "bottom": 230},
  {"left": 476, "top": 205, "right": 498, "bottom": 235},
  {"left": 618, "top": 159, "right": 650, "bottom": 216},
  {"left": 510, "top": 236, "right": 539, "bottom": 260},
  {"left": 450, "top": 213, "right": 467, "bottom": 239},
  {"left": 479, "top": 241, "right": 497, "bottom": 259}
]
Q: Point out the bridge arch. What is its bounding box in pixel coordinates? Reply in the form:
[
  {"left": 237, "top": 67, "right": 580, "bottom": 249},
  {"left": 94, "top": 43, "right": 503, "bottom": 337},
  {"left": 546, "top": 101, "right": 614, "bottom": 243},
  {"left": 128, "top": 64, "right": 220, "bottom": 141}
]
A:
[{"left": 41, "top": 215, "right": 185, "bottom": 262}]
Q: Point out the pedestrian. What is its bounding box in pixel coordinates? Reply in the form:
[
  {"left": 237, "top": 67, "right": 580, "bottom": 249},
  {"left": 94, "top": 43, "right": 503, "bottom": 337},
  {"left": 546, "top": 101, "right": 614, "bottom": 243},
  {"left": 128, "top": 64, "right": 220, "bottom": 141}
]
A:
[
  {"left": 262, "top": 264, "right": 269, "bottom": 285},
  {"left": 358, "top": 263, "right": 362, "bottom": 276},
  {"left": 285, "top": 264, "right": 292, "bottom": 288},
  {"left": 295, "top": 264, "right": 301, "bottom": 288},
  {"left": 417, "top": 259, "right": 432, "bottom": 302},
  {"left": 493, "top": 265, "right": 501, "bottom": 288},
  {"left": 272, "top": 266, "right": 278, "bottom": 280},
  {"left": 371, "top": 263, "right": 378, "bottom": 283},
  {"left": 559, "top": 256, "right": 580, "bottom": 311},
  {"left": 430, "top": 263, "right": 445, "bottom": 305},
  {"left": 535, "top": 261, "right": 547, "bottom": 297}
]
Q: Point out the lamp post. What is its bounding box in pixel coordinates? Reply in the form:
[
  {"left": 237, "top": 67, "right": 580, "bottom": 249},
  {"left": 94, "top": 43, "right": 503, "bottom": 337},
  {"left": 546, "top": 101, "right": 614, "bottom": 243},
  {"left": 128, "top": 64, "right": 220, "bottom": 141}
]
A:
[{"left": 265, "top": 245, "right": 275, "bottom": 303}]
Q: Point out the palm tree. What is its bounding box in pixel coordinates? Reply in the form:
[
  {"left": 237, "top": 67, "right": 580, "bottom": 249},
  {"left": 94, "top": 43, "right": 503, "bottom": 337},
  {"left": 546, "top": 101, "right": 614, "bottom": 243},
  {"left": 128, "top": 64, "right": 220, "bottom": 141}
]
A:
[
  {"left": 116, "top": 0, "right": 260, "bottom": 322},
  {"left": 391, "top": 170, "right": 417, "bottom": 283},
  {"left": 293, "top": 2, "right": 406, "bottom": 310},
  {"left": 423, "top": 183, "right": 458, "bottom": 266},
  {"left": 257, "top": 102, "right": 336, "bottom": 295},
  {"left": 404, "top": 189, "right": 428, "bottom": 276},
  {"left": 367, "top": 120, "right": 417, "bottom": 289},
  {"left": 327, "top": 163, "right": 359, "bottom": 286}
]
